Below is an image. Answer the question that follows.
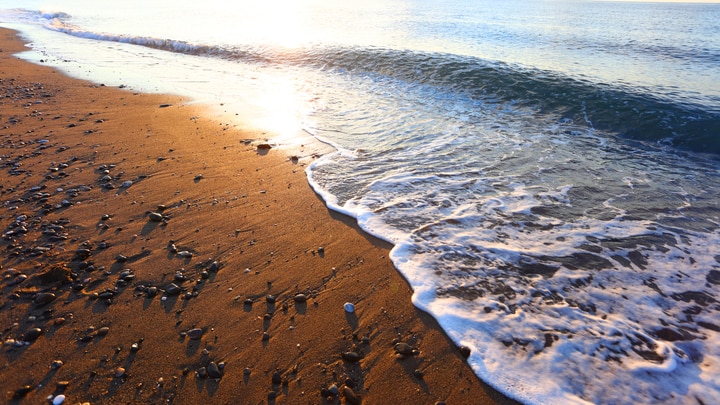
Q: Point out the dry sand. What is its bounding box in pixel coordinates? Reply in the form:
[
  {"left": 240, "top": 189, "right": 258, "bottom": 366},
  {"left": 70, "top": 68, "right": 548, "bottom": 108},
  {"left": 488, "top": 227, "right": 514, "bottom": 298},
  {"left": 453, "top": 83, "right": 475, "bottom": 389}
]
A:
[{"left": 0, "top": 28, "right": 519, "bottom": 405}]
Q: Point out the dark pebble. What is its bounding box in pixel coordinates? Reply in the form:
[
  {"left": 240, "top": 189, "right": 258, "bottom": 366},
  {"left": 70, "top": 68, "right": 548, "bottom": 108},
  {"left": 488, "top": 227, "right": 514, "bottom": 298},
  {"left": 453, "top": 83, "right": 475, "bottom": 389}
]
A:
[
  {"left": 459, "top": 345, "right": 471, "bottom": 358},
  {"left": 341, "top": 351, "right": 361, "bottom": 362},
  {"left": 394, "top": 342, "right": 414, "bottom": 356},
  {"left": 266, "top": 295, "right": 276, "bottom": 303},
  {"left": 344, "top": 386, "right": 361, "bottom": 405},
  {"left": 707, "top": 270, "right": 720, "bottom": 285},
  {"left": 187, "top": 328, "right": 203, "bottom": 340},
  {"left": 146, "top": 286, "right": 158, "bottom": 297},
  {"left": 208, "top": 261, "right": 220, "bottom": 272},
  {"left": 148, "top": 212, "right": 164, "bottom": 222},
  {"left": 413, "top": 369, "right": 425, "bottom": 379},
  {"left": 207, "top": 361, "right": 222, "bottom": 378},
  {"left": 165, "top": 283, "right": 181, "bottom": 295},
  {"left": 13, "top": 385, "right": 33, "bottom": 398},
  {"left": 24, "top": 327, "right": 43, "bottom": 342},
  {"left": 34, "top": 292, "right": 57, "bottom": 306},
  {"left": 271, "top": 371, "right": 282, "bottom": 384},
  {"left": 293, "top": 293, "right": 307, "bottom": 303},
  {"left": 197, "top": 367, "right": 207, "bottom": 378}
]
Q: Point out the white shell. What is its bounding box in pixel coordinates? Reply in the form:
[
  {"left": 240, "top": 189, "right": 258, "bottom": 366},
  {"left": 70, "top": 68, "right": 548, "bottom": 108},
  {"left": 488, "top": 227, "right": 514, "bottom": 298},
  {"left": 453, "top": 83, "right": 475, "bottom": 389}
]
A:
[{"left": 343, "top": 302, "right": 355, "bottom": 313}]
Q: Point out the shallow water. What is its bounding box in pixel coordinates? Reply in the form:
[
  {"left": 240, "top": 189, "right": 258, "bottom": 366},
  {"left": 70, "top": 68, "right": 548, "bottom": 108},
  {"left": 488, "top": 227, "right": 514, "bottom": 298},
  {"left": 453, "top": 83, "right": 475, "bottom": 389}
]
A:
[{"left": 1, "top": 1, "right": 719, "bottom": 403}]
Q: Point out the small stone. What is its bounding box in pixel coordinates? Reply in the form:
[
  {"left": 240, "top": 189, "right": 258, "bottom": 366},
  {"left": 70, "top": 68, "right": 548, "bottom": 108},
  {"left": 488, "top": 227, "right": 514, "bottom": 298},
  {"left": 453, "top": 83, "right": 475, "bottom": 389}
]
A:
[
  {"left": 130, "top": 343, "right": 140, "bottom": 352},
  {"left": 341, "top": 351, "right": 361, "bottom": 362},
  {"left": 262, "top": 332, "right": 270, "bottom": 341},
  {"left": 146, "top": 286, "right": 158, "bottom": 297},
  {"left": 394, "top": 342, "right": 414, "bottom": 356},
  {"left": 244, "top": 367, "right": 251, "bottom": 376},
  {"left": 165, "top": 283, "right": 181, "bottom": 295},
  {"left": 34, "top": 292, "right": 57, "bottom": 306},
  {"left": 271, "top": 372, "right": 282, "bottom": 384},
  {"left": 148, "top": 212, "right": 164, "bottom": 222},
  {"left": 194, "top": 174, "right": 203, "bottom": 181},
  {"left": 13, "top": 385, "right": 33, "bottom": 398},
  {"left": 266, "top": 295, "right": 276, "bottom": 303},
  {"left": 344, "top": 386, "right": 361, "bottom": 405},
  {"left": 24, "top": 327, "right": 43, "bottom": 342},
  {"left": 207, "top": 361, "right": 222, "bottom": 378},
  {"left": 328, "top": 383, "right": 339, "bottom": 396},
  {"left": 413, "top": 369, "right": 425, "bottom": 379},
  {"left": 52, "top": 394, "right": 66, "bottom": 405},
  {"left": 97, "top": 326, "right": 110, "bottom": 336},
  {"left": 187, "top": 328, "right": 203, "bottom": 340},
  {"left": 51, "top": 360, "right": 64, "bottom": 369},
  {"left": 197, "top": 367, "right": 207, "bottom": 378},
  {"left": 208, "top": 261, "right": 220, "bottom": 272},
  {"left": 459, "top": 345, "right": 471, "bottom": 358},
  {"left": 115, "top": 367, "right": 126, "bottom": 378},
  {"left": 293, "top": 293, "right": 307, "bottom": 303},
  {"left": 343, "top": 302, "right": 355, "bottom": 313}
]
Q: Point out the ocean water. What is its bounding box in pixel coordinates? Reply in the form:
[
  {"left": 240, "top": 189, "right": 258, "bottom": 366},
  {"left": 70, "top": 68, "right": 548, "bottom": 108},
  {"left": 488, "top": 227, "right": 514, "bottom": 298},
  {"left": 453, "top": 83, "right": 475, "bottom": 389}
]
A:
[{"left": 1, "top": 1, "right": 719, "bottom": 403}]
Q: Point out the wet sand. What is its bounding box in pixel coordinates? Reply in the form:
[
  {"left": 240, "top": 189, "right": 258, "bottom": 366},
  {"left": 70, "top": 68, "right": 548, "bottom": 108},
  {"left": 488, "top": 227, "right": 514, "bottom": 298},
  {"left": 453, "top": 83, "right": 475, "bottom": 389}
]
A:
[{"left": 0, "top": 27, "right": 519, "bottom": 405}]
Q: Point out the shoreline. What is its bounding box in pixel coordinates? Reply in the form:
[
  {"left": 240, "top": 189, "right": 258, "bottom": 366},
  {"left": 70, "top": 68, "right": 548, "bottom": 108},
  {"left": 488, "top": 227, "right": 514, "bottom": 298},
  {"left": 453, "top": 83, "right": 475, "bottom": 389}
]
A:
[{"left": 0, "top": 27, "right": 518, "bottom": 405}]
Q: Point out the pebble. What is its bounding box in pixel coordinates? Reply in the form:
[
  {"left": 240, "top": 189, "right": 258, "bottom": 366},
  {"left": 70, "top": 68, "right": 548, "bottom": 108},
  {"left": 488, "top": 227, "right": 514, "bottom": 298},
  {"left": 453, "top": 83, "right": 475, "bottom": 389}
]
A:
[
  {"left": 207, "top": 361, "right": 222, "bottom": 378},
  {"left": 34, "top": 292, "right": 57, "bottom": 306},
  {"left": 148, "top": 212, "right": 164, "bottom": 222},
  {"left": 197, "top": 367, "right": 207, "bottom": 378},
  {"left": 165, "top": 283, "right": 181, "bottom": 295},
  {"left": 343, "top": 302, "right": 355, "bottom": 313},
  {"left": 394, "top": 342, "right": 414, "bottom": 356},
  {"left": 97, "top": 326, "right": 110, "bottom": 336},
  {"left": 293, "top": 293, "right": 307, "bottom": 303},
  {"left": 187, "top": 328, "right": 203, "bottom": 340},
  {"left": 208, "top": 261, "right": 220, "bottom": 272},
  {"left": 52, "top": 394, "right": 66, "bottom": 405},
  {"left": 115, "top": 367, "right": 126, "bottom": 378},
  {"left": 344, "top": 386, "right": 361, "bottom": 405},
  {"left": 459, "top": 345, "right": 471, "bottom": 358},
  {"left": 341, "top": 351, "right": 361, "bottom": 362},
  {"left": 24, "top": 327, "right": 43, "bottom": 342},
  {"left": 271, "top": 371, "right": 282, "bottom": 384},
  {"left": 13, "top": 385, "right": 33, "bottom": 398},
  {"left": 51, "top": 360, "right": 64, "bottom": 369}
]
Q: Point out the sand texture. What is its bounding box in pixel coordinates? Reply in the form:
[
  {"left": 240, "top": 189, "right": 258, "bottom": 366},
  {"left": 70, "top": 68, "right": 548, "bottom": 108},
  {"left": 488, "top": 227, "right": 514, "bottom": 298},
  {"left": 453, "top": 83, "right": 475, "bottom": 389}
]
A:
[{"left": 0, "top": 28, "right": 518, "bottom": 405}]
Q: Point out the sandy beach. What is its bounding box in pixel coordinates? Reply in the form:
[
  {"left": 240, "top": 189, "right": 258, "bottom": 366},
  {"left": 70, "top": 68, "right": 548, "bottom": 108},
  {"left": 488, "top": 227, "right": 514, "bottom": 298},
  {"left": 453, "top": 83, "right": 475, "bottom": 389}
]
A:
[{"left": 0, "top": 28, "right": 518, "bottom": 405}]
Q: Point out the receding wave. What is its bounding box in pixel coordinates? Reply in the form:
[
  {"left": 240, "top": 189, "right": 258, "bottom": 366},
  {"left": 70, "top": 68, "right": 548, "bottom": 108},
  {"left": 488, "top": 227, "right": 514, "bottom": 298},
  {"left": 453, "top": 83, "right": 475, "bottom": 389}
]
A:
[{"left": 41, "top": 11, "right": 720, "bottom": 156}]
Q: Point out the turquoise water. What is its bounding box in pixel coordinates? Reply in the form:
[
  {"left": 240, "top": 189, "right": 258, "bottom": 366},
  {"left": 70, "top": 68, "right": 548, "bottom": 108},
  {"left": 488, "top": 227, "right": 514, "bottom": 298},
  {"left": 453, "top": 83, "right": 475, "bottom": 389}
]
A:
[{"left": 1, "top": 1, "right": 719, "bottom": 403}]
